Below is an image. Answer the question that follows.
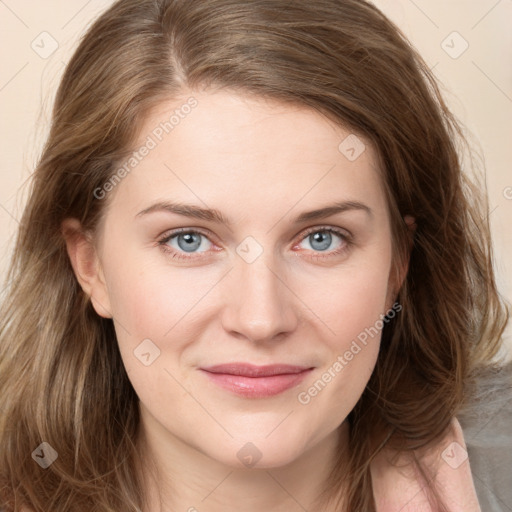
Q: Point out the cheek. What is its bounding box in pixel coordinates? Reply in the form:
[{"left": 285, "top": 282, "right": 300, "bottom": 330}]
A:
[
  {"left": 101, "top": 251, "right": 227, "bottom": 391},
  {"left": 292, "top": 248, "right": 393, "bottom": 413},
  {"left": 319, "top": 275, "right": 387, "bottom": 373},
  {"left": 297, "top": 256, "right": 393, "bottom": 350},
  {"left": 103, "top": 247, "right": 215, "bottom": 337},
  {"left": 103, "top": 263, "right": 203, "bottom": 410}
]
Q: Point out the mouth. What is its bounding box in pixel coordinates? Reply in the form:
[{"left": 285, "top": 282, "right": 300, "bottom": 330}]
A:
[{"left": 199, "top": 363, "right": 314, "bottom": 398}]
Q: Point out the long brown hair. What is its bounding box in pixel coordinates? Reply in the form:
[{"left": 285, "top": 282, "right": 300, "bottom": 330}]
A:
[{"left": 0, "top": 0, "right": 508, "bottom": 510}]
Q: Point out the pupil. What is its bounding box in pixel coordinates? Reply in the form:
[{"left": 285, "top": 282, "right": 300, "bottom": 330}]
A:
[
  {"left": 178, "top": 233, "right": 201, "bottom": 252},
  {"left": 310, "top": 231, "right": 331, "bottom": 251}
]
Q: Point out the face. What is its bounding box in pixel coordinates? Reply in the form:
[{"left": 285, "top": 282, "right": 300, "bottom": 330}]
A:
[{"left": 77, "top": 90, "right": 399, "bottom": 470}]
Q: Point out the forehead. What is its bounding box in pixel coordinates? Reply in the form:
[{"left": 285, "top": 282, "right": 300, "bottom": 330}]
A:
[{"left": 102, "top": 89, "right": 388, "bottom": 225}]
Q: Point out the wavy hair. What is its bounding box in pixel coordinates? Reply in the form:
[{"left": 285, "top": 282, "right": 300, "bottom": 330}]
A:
[{"left": 0, "top": 0, "right": 509, "bottom": 510}]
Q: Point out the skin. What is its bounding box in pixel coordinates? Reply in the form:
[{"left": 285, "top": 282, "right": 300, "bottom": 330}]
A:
[{"left": 64, "top": 89, "right": 410, "bottom": 512}]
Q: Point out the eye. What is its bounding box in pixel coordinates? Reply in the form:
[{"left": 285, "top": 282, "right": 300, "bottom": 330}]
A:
[
  {"left": 294, "top": 227, "right": 351, "bottom": 258},
  {"left": 157, "top": 226, "right": 352, "bottom": 262},
  {"left": 158, "top": 229, "right": 215, "bottom": 259}
]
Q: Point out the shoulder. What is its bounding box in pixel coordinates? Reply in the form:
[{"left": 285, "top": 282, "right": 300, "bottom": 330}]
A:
[{"left": 371, "top": 417, "right": 481, "bottom": 512}]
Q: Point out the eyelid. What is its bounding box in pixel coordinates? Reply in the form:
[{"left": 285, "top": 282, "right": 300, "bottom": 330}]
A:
[
  {"left": 158, "top": 226, "right": 218, "bottom": 245},
  {"left": 297, "top": 224, "right": 352, "bottom": 242}
]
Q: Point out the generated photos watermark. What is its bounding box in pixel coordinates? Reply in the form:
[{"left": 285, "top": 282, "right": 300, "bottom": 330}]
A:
[
  {"left": 297, "top": 302, "right": 402, "bottom": 405},
  {"left": 93, "top": 97, "right": 198, "bottom": 200}
]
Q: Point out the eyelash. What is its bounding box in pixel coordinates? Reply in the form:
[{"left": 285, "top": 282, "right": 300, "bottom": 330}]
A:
[{"left": 157, "top": 226, "right": 353, "bottom": 261}]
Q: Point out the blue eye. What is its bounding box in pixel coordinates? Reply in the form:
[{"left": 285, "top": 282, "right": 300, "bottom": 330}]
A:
[
  {"left": 307, "top": 231, "right": 334, "bottom": 251},
  {"left": 158, "top": 226, "right": 352, "bottom": 262},
  {"left": 160, "top": 230, "right": 213, "bottom": 255},
  {"left": 297, "top": 228, "right": 348, "bottom": 254}
]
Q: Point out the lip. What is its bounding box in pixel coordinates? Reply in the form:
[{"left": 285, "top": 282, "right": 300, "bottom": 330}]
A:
[{"left": 199, "top": 363, "right": 314, "bottom": 398}]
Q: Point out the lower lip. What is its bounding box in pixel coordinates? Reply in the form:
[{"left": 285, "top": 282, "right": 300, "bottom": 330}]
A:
[{"left": 200, "top": 369, "right": 313, "bottom": 398}]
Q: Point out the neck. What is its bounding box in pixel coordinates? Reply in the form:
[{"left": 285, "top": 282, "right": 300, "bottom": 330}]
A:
[{"left": 137, "top": 407, "right": 350, "bottom": 512}]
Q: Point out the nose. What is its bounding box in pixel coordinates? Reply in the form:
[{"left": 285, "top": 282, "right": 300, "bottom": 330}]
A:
[{"left": 220, "top": 251, "right": 299, "bottom": 344}]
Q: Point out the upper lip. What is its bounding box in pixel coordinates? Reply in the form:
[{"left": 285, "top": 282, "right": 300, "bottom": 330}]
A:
[{"left": 200, "top": 363, "right": 313, "bottom": 377}]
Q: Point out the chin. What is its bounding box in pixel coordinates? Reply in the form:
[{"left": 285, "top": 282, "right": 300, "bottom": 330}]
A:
[{"left": 204, "top": 432, "right": 313, "bottom": 470}]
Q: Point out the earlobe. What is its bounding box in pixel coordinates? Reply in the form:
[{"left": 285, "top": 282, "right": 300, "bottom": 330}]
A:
[
  {"left": 61, "top": 218, "right": 113, "bottom": 319},
  {"left": 404, "top": 215, "right": 417, "bottom": 239}
]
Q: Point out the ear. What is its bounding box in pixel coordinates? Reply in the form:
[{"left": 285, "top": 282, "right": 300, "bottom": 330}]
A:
[
  {"left": 403, "top": 214, "right": 416, "bottom": 251},
  {"left": 61, "top": 218, "right": 113, "bottom": 319}
]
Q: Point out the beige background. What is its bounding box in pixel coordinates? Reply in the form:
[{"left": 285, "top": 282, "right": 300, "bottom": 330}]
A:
[{"left": 0, "top": 0, "right": 511, "bottom": 358}]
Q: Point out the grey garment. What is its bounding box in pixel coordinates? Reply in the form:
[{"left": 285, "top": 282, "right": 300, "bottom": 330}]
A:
[{"left": 458, "top": 361, "right": 512, "bottom": 512}]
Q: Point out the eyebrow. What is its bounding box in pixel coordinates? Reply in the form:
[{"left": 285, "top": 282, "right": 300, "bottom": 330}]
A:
[{"left": 135, "top": 200, "right": 372, "bottom": 225}]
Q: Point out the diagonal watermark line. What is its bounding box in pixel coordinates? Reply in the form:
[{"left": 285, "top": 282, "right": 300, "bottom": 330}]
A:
[
  {"left": 471, "top": 470, "right": 512, "bottom": 511},
  {"left": 406, "top": 0, "right": 439, "bottom": 28},
  {"left": 164, "top": 367, "right": 234, "bottom": 438},
  {"left": 265, "top": 470, "right": 308, "bottom": 511},
  {"left": 485, "top": 204, "right": 499, "bottom": 223},
  {"left": 164, "top": 163, "right": 205, "bottom": 201},
  {"left": 471, "top": 0, "right": 503, "bottom": 29},
  {"left": 264, "top": 265, "right": 336, "bottom": 336},
  {"left": 0, "top": 62, "right": 29, "bottom": 92},
  {"left": 0, "top": 1, "right": 29, "bottom": 28},
  {"left": 397, "top": 488, "right": 426, "bottom": 511},
  {"left": 465, "top": 392, "right": 512, "bottom": 446},
  {"left": 201, "top": 470, "right": 234, "bottom": 502},
  {"left": 101, "top": 302, "right": 132, "bottom": 337},
  {"left": 111, "top": 317, "right": 132, "bottom": 337},
  {"left": 396, "top": 463, "right": 439, "bottom": 512},
  {"left": 6, "top": 169, "right": 36, "bottom": 204},
  {"left": 472, "top": 61, "right": 512, "bottom": 103},
  {"left": 163, "top": 163, "right": 234, "bottom": 235},
  {"left": 266, "top": 164, "right": 336, "bottom": 234},
  {"left": 460, "top": 369, "right": 512, "bottom": 509},
  {"left": 0, "top": 204, "right": 19, "bottom": 225},
  {"left": 163, "top": 267, "right": 233, "bottom": 337},
  {"left": 61, "top": 0, "right": 92, "bottom": 29},
  {"left": 265, "top": 410, "right": 294, "bottom": 438}
]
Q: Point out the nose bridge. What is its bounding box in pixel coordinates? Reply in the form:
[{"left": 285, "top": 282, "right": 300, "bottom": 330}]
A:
[{"left": 220, "top": 241, "right": 298, "bottom": 342}]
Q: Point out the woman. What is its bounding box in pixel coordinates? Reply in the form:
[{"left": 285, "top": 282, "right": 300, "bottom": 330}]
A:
[{"left": 0, "top": 0, "right": 509, "bottom": 510}]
